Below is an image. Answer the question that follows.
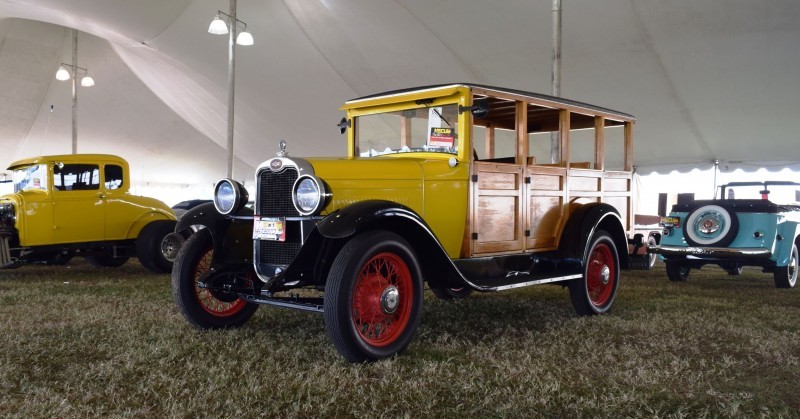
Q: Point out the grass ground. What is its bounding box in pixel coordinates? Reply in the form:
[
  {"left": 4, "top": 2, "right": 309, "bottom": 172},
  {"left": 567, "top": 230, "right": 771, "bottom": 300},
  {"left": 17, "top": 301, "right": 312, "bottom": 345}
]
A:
[{"left": 1, "top": 259, "right": 799, "bottom": 417}]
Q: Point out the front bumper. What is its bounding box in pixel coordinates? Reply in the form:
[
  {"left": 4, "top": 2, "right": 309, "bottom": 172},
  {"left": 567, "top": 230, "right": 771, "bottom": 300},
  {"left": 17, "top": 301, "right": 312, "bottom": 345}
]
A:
[{"left": 648, "top": 245, "right": 772, "bottom": 259}]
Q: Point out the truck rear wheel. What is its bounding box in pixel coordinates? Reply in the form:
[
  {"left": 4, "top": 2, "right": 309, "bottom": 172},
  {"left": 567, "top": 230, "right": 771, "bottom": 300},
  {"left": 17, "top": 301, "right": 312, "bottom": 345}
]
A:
[
  {"left": 324, "top": 231, "right": 423, "bottom": 363},
  {"left": 171, "top": 229, "right": 257, "bottom": 329},
  {"left": 569, "top": 230, "right": 619, "bottom": 316}
]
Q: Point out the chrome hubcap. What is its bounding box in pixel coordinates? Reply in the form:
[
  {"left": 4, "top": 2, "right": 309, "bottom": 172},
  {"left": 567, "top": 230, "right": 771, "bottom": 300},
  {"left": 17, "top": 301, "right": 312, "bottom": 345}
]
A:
[
  {"left": 380, "top": 286, "right": 399, "bottom": 314},
  {"left": 600, "top": 266, "right": 610, "bottom": 285}
]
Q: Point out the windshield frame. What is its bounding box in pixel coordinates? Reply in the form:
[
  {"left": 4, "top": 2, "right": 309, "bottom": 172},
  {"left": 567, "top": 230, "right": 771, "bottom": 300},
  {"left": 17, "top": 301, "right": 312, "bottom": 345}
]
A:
[
  {"left": 345, "top": 92, "right": 470, "bottom": 161},
  {"left": 12, "top": 164, "right": 49, "bottom": 193}
]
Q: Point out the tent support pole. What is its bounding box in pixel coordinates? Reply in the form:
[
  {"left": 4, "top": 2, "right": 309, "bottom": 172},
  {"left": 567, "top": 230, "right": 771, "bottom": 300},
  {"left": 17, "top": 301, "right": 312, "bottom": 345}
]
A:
[
  {"left": 71, "top": 29, "right": 78, "bottom": 154},
  {"left": 549, "top": 0, "right": 562, "bottom": 164},
  {"left": 226, "top": 0, "right": 237, "bottom": 179}
]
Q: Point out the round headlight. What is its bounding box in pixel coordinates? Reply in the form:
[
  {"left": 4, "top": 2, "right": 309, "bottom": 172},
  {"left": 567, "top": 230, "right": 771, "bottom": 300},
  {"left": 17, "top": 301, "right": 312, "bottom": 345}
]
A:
[
  {"left": 213, "top": 179, "right": 248, "bottom": 215},
  {"left": 292, "top": 175, "right": 327, "bottom": 215}
]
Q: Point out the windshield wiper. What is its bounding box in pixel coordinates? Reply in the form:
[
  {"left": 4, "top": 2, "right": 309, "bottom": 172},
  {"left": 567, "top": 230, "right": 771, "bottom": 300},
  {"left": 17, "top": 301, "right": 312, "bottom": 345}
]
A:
[{"left": 415, "top": 99, "right": 451, "bottom": 127}]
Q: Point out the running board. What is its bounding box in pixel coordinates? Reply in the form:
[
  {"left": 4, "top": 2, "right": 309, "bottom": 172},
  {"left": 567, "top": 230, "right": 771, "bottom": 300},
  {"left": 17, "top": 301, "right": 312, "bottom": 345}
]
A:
[
  {"left": 471, "top": 273, "right": 582, "bottom": 291},
  {"left": 237, "top": 293, "right": 324, "bottom": 313}
]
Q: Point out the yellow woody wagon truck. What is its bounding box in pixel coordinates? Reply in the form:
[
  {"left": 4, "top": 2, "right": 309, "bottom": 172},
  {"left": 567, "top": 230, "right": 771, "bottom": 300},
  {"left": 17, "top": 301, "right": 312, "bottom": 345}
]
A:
[{"left": 171, "top": 84, "right": 641, "bottom": 362}]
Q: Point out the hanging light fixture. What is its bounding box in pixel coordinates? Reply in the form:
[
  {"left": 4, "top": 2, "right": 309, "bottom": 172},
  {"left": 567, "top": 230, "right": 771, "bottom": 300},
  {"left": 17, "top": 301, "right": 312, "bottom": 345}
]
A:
[
  {"left": 236, "top": 29, "right": 254, "bottom": 46},
  {"left": 55, "top": 65, "right": 70, "bottom": 81},
  {"left": 208, "top": 14, "right": 229, "bottom": 35},
  {"left": 208, "top": 11, "right": 253, "bottom": 46},
  {"left": 80, "top": 76, "right": 95, "bottom": 87}
]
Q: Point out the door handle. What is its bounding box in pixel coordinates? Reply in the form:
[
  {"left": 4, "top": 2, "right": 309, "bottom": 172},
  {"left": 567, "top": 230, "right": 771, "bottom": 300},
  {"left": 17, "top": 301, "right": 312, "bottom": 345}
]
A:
[{"left": 99, "top": 193, "right": 106, "bottom": 199}]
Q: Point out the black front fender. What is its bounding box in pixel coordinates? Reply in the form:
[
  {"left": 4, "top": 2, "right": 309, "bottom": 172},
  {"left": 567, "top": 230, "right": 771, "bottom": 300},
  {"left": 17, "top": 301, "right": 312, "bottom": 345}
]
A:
[
  {"left": 317, "top": 200, "right": 428, "bottom": 239},
  {"left": 177, "top": 202, "right": 254, "bottom": 265},
  {"left": 310, "top": 200, "right": 465, "bottom": 289}
]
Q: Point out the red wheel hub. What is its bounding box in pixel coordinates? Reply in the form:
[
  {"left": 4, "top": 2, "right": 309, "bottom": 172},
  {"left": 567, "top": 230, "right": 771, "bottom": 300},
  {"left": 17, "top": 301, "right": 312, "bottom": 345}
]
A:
[
  {"left": 586, "top": 243, "right": 615, "bottom": 307},
  {"left": 351, "top": 252, "right": 413, "bottom": 347},
  {"left": 194, "top": 247, "right": 247, "bottom": 317}
]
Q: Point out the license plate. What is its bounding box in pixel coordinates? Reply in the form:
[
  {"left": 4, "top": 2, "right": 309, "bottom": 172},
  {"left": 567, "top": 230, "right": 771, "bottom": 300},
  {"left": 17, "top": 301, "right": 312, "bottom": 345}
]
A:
[
  {"left": 659, "top": 216, "right": 680, "bottom": 228},
  {"left": 253, "top": 217, "right": 286, "bottom": 241}
]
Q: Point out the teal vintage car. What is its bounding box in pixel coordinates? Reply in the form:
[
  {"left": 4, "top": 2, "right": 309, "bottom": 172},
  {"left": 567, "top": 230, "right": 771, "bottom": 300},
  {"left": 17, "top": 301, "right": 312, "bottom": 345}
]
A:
[{"left": 649, "top": 181, "right": 800, "bottom": 288}]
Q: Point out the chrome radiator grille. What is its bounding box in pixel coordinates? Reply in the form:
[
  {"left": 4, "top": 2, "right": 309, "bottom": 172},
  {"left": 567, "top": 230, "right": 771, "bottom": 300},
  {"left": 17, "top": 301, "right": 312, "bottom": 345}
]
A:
[
  {"left": 256, "top": 165, "right": 301, "bottom": 266},
  {"left": 257, "top": 167, "right": 300, "bottom": 217}
]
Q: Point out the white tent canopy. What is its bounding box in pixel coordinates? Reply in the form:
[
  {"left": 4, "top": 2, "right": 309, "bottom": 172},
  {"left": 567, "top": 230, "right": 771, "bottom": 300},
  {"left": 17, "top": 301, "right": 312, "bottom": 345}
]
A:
[{"left": 1, "top": 0, "right": 799, "bottom": 197}]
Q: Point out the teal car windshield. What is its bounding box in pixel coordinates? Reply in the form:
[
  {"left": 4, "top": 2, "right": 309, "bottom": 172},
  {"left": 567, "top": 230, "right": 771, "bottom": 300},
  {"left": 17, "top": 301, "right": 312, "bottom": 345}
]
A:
[{"left": 355, "top": 103, "right": 459, "bottom": 157}]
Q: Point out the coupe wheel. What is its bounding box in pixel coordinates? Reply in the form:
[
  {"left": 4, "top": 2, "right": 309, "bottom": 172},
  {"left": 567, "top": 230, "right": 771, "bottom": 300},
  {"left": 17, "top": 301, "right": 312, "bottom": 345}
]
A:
[
  {"left": 569, "top": 230, "right": 619, "bottom": 316},
  {"left": 137, "top": 220, "right": 177, "bottom": 273},
  {"left": 161, "top": 232, "right": 185, "bottom": 263},
  {"left": 774, "top": 243, "right": 798, "bottom": 289},
  {"left": 171, "top": 229, "right": 257, "bottom": 329},
  {"left": 324, "top": 231, "right": 423, "bottom": 363},
  {"left": 665, "top": 261, "right": 691, "bottom": 281}
]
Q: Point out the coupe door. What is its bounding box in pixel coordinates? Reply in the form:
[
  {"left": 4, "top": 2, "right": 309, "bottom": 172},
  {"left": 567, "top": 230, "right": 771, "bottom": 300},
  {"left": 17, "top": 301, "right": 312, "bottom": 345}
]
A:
[{"left": 52, "top": 164, "right": 105, "bottom": 244}]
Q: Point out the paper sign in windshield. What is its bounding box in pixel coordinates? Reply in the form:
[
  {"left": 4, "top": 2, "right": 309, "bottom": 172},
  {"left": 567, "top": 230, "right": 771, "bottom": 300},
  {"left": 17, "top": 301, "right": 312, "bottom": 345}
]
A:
[{"left": 429, "top": 127, "right": 455, "bottom": 147}]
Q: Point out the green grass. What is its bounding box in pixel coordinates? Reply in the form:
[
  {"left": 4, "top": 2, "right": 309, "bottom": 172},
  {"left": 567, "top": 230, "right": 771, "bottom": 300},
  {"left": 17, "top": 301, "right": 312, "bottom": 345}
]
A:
[{"left": 1, "top": 260, "right": 799, "bottom": 417}]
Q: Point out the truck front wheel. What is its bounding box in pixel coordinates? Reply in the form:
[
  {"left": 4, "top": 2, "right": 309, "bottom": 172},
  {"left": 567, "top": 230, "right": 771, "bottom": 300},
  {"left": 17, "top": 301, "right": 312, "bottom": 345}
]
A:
[
  {"left": 171, "top": 229, "right": 257, "bottom": 329},
  {"left": 569, "top": 230, "right": 619, "bottom": 316},
  {"left": 324, "top": 231, "right": 423, "bottom": 363}
]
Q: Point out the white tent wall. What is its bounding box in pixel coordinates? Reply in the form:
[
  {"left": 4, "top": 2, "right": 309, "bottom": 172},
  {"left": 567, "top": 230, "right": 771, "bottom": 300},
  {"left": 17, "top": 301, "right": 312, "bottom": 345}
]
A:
[{"left": 0, "top": 0, "right": 799, "bottom": 206}]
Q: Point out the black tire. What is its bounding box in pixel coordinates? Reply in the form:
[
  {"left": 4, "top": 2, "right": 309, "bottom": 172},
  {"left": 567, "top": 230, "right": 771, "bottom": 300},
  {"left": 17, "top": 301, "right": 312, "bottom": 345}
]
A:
[
  {"left": 430, "top": 286, "right": 473, "bottom": 300},
  {"left": 774, "top": 243, "right": 798, "bottom": 289},
  {"left": 324, "top": 230, "right": 424, "bottom": 363},
  {"left": 569, "top": 230, "right": 619, "bottom": 316},
  {"left": 136, "top": 220, "right": 177, "bottom": 273},
  {"left": 85, "top": 255, "right": 129, "bottom": 268},
  {"left": 725, "top": 265, "right": 744, "bottom": 276},
  {"left": 171, "top": 229, "right": 258, "bottom": 329},
  {"left": 683, "top": 204, "right": 739, "bottom": 247},
  {"left": 665, "top": 261, "right": 691, "bottom": 282},
  {"left": 45, "top": 252, "right": 73, "bottom": 265}
]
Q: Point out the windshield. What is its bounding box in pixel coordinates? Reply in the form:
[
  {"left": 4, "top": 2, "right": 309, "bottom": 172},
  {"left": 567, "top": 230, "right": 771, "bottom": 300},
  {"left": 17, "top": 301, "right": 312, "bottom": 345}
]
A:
[
  {"left": 355, "top": 103, "right": 459, "bottom": 157},
  {"left": 12, "top": 164, "right": 48, "bottom": 193},
  {"left": 722, "top": 183, "right": 800, "bottom": 204}
]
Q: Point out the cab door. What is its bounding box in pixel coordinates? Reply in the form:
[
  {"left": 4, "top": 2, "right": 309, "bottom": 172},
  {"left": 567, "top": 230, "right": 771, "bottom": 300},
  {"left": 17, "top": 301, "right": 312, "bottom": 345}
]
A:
[{"left": 52, "top": 164, "right": 105, "bottom": 244}]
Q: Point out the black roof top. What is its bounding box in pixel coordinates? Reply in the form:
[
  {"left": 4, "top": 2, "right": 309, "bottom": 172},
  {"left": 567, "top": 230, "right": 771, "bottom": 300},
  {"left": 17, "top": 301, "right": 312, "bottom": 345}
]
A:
[{"left": 346, "top": 83, "right": 635, "bottom": 121}]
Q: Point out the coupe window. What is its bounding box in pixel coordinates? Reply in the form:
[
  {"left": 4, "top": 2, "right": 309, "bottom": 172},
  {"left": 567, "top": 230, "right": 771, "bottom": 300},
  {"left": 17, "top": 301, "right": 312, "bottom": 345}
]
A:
[
  {"left": 355, "top": 103, "right": 459, "bottom": 157},
  {"left": 53, "top": 164, "right": 100, "bottom": 191},
  {"left": 12, "top": 164, "right": 48, "bottom": 193}
]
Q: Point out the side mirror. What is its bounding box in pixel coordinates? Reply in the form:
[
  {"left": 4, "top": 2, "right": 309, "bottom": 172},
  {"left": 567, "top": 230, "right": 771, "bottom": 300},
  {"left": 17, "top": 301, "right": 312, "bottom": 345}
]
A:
[
  {"left": 459, "top": 99, "right": 490, "bottom": 119},
  {"left": 337, "top": 117, "right": 351, "bottom": 135}
]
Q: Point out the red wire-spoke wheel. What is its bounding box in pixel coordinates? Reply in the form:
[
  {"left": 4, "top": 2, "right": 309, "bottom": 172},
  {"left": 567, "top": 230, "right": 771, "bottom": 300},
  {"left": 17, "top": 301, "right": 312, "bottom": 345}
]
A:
[
  {"left": 192, "top": 246, "right": 248, "bottom": 317},
  {"left": 325, "top": 231, "right": 423, "bottom": 363},
  {"left": 172, "top": 229, "right": 258, "bottom": 329},
  {"left": 351, "top": 252, "right": 413, "bottom": 347},
  {"left": 586, "top": 242, "right": 616, "bottom": 307},
  {"left": 569, "top": 230, "right": 619, "bottom": 316}
]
